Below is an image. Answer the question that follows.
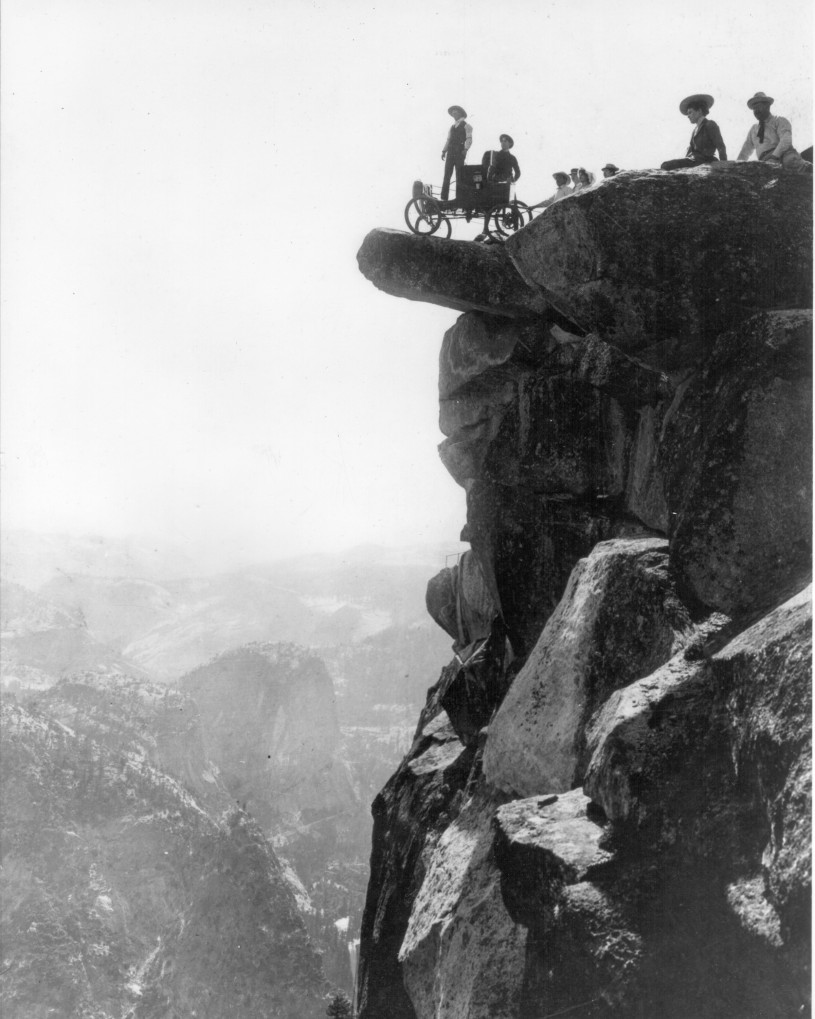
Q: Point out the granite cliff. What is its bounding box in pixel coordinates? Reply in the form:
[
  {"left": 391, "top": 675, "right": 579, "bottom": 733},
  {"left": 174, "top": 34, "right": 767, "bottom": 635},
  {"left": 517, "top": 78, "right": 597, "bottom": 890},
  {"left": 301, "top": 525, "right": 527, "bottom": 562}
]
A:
[{"left": 356, "top": 164, "right": 812, "bottom": 1018}]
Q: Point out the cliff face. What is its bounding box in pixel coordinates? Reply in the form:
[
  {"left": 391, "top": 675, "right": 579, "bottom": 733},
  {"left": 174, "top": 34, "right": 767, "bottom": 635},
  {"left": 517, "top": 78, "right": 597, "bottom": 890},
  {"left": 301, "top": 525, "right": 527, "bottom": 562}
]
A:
[{"left": 356, "top": 164, "right": 812, "bottom": 1019}]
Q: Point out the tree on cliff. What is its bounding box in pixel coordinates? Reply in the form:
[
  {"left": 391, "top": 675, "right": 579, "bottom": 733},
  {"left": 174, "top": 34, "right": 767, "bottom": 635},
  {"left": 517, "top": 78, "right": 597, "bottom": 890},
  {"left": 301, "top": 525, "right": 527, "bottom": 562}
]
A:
[{"left": 325, "top": 991, "right": 353, "bottom": 1017}]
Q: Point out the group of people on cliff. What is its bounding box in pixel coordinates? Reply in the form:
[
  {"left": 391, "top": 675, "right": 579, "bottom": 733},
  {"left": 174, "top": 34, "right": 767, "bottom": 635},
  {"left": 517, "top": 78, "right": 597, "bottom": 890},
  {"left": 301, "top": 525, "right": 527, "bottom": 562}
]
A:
[{"left": 440, "top": 91, "right": 811, "bottom": 222}]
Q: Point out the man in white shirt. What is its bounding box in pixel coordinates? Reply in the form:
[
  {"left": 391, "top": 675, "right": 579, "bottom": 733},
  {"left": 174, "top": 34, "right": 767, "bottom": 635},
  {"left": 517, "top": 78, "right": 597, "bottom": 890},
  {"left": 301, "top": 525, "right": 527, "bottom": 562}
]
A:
[
  {"left": 737, "top": 92, "right": 811, "bottom": 172},
  {"left": 529, "top": 172, "right": 573, "bottom": 211}
]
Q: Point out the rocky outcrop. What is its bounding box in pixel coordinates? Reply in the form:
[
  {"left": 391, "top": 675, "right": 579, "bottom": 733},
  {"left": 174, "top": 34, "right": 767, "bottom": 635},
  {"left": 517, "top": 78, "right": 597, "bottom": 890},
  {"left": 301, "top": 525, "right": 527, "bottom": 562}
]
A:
[
  {"left": 357, "top": 229, "right": 550, "bottom": 318},
  {"left": 483, "top": 538, "right": 706, "bottom": 797},
  {"left": 505, "top": 163, "right": 812, "bottom": 367},
  {"left": 356, "top": 165, "right": 811, "bottom": 1018}
]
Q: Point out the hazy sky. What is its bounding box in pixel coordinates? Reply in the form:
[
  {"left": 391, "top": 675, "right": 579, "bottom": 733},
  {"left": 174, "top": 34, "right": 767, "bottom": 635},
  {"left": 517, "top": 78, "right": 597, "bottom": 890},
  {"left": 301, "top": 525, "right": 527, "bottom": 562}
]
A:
[{"left": 2, "top": 0, "right": 811, "bottom": 568}]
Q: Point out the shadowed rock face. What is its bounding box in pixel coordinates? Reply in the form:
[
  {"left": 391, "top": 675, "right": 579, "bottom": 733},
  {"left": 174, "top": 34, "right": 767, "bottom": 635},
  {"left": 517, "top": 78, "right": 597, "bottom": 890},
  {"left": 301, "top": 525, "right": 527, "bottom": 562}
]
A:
[
  {"left": 662, "top": 310, "right": 812, "bottom": 616},
  {"left": 356, "top": 165, "right": 811, "bottom": 1019}
]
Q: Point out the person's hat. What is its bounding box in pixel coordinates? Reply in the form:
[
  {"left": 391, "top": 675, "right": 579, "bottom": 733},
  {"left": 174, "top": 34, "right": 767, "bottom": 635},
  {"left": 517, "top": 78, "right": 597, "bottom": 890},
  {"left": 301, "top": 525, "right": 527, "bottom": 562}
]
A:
[
  {"left": 601, "top": 163, "right": 619, "bottom": 172},
  {"left": 570, "top": 167, "right": 579, "bottom": 173},
  {"left": 448, "top": 105, "right": 467, "bottom": 118},
  {"left": 747, "top": 91, "right": 774, "bottom": 109},
  {"left": 553, "top": 171, "right": 569, "bottom": 182},
  {"left": 499, "top": 133, "right": 514, "bottom": 148},
  {"left": 679, "top": 93, "right": 714, "bottom": 114}
]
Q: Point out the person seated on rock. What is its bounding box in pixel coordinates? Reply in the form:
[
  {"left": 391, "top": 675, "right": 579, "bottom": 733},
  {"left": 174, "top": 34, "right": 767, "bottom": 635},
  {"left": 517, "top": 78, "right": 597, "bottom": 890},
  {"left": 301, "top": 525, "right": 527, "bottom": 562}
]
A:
[
  {"left": 573, "top": 167, "right": 596, "bottom": 192},
  {"left": 737, "top": 92, "right": 812, "bottom": 172},
  {"left": 601, "top": 162, "right": 620, "bottom": 178},
  {"left": 661, "top": 93, "right": 727, "bottom": 170},
  {"left": 528, "top": 171, "right": 573, "bottom": 210},
  {"left": 569, "top": 167, "right": 580, "bottom": 188}
]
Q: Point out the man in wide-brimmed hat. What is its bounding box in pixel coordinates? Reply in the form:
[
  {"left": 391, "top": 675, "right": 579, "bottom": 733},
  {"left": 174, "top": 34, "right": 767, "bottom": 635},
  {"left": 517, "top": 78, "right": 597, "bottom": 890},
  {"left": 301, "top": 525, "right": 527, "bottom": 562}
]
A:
[
  {"left": 482, "top": 134, "right": 521, "bottom": 184},
  {"left": 528, "top": 171, "right": 572, "bottom": 211},
  {"left": 737, "top": 92, "right": 811, "bottom": 172},
  {"left": 661, "top": 93, "right": 727, "bottom": 170},
  {"left": 601, "top": 162, "right": 619, "bottom": 178},
  {"left": 441, "top": 105, "right": 473, "bottom": 200},
  {"left": 473, "top": 134, "right": 522, "bottom": 239}
]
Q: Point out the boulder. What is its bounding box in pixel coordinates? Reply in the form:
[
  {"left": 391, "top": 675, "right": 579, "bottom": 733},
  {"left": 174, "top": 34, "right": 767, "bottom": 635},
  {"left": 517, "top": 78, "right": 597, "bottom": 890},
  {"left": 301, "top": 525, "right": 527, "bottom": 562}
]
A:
[
  {"left": 493, "top": 790, "right": 615, "bottom": 921},
  {"left": 425, "top": 549, "right": 499, "bottom": 649},
  {"left": 505, "top": 164, "right": 813, "bottom": 366},
  {"left": 439, "top": 314, "right": 551, "bottom": 400},
  {"left": 662, "top": 310, "right": 812, "bottom": 616},
  {"left": 484, "top": 538, "right": 700, "bottom": 797},
  {"left": 584, "top": 585, "right": 811, "bottom": 936},
  {"left": 399, "top": 785, "right": 527, "bottom": 1019},
  {"left": 493, "top": 790, "right": 643, "bottom": 1018},
  {"left": 357, "top": 228, "right": 551, "bottom": 318},
  {"left": 357, "top": 713, "right": 475, "bottom": 1019},
  {"left": 715, "top": 585, "right": 812, "bottom": 939}
]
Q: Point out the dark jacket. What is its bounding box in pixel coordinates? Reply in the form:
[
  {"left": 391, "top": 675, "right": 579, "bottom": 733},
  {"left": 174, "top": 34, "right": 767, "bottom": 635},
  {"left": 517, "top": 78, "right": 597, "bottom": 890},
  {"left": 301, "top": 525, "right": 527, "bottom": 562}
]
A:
[
  {"left": 686, "top": 118, "right": 727, "bottom": 162},
  {"left": 481, "top": 149, "right": 521, "bottom": 181}
]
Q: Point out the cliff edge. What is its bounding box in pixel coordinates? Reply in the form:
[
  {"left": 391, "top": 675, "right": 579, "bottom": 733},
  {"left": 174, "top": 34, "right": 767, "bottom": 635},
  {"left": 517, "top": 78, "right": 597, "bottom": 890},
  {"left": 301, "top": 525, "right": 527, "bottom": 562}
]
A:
[{"left": 356, "top": 164, "right": 812, "bottom": 1019}]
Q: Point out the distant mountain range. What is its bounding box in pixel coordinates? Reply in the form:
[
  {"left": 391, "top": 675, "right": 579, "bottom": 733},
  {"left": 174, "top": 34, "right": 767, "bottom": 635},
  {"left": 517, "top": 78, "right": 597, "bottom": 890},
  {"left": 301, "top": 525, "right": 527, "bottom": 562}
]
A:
[
  {"left": 1, "top": 531, "right": 462, "bottom": 1010},
  {"left": 1, "top": 530, "right": 460, "bottom": 693}
]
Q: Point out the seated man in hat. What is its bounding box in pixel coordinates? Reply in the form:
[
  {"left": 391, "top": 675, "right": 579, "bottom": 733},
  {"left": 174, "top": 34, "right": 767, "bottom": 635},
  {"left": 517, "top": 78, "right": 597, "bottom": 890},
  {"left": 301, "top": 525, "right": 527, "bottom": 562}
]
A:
[
  {"left": 661, "top": 93, "right": 727, "bottom": 170},
  {"left": 528, "top": 172, "right": 572, "bottom": 211},
  {"left": 601, "top": 163, "right": 619, "bottom": 178},
  {"left": 737, "top": 92, "right": 811, "bottom": 172},
  {"left": 441, "top": 105, "right": 473, "bottom": 201}
]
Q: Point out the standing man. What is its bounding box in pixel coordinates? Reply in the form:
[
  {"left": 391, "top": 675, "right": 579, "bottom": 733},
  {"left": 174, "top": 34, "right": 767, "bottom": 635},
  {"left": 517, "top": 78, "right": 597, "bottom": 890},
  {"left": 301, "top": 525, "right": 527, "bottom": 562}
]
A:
[
  {"left": 737, "top": 92, "right": 811, "bottom": 172},
  {"left": 474, "top": 134, "right": 521, "bottom": 240},
  {"left": 441, "top": 105, "right": 473, "bottom": 201},
  {"left": 482, "top": 134, "right": 521, "bottom": 184}
]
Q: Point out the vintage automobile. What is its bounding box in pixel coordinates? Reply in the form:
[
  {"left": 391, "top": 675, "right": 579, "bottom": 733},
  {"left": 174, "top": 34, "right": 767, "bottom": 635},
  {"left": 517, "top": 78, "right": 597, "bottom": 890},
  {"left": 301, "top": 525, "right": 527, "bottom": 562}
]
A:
[{"left": 404, "top": 164, "right": 531, "bottom": 239}]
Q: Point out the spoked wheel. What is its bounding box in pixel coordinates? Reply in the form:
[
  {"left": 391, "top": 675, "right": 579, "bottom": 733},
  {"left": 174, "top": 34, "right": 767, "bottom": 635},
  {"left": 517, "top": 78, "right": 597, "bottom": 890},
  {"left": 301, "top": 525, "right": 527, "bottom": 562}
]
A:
[
  {"left": 488, "top": 202, "right": 529, "bottom": 237},
  {"left": 404, "top": 197, "right": 444, "bottom": 235}
]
